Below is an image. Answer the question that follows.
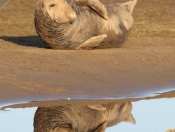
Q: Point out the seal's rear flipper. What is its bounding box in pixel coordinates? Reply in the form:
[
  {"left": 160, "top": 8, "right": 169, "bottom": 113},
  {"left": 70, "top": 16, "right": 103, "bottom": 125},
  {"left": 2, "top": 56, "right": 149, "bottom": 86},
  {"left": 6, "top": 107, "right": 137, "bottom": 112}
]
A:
[
  {"left": 120, "top": 0, "right": 137, "bottom": 14},
  {"left": 76, "top": 34, "right": 107, "bottom": 50}
]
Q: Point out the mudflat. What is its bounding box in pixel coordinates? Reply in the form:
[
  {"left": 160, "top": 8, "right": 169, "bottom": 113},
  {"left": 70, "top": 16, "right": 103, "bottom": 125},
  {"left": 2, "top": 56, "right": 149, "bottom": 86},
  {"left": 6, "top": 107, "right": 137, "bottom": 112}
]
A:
[{"left": 0, "top": 0, "right": 175, "bottom": 108}]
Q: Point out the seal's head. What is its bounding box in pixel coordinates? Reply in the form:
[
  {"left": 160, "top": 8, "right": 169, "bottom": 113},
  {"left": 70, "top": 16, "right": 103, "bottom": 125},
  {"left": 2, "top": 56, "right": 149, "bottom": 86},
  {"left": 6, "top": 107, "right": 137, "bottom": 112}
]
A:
[{"left": 37, "top": 0, "right": 77, "bottom": 24}]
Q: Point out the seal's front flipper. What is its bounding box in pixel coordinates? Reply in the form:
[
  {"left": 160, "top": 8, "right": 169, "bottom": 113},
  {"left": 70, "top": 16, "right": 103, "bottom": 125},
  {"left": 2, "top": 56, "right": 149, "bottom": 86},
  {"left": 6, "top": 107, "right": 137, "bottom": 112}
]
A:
[
  {"left": 120, "top": 0, "right": 137, "bottom": 14},
  {"left": 75, "top": 0, "right": 108, "bottom": 20},
  {"left": 76, "top": 34, "right": 107, "bottom": 50},
  {"left": 87, "top": 105, "right": 106, "bottom": 111}
]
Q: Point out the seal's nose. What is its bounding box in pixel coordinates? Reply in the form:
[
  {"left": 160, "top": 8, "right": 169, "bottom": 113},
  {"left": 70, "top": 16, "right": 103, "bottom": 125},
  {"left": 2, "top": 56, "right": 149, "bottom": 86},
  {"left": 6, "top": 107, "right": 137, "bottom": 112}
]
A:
[{"left": 67, "top": 12, "right": 77, "bottom": 22}]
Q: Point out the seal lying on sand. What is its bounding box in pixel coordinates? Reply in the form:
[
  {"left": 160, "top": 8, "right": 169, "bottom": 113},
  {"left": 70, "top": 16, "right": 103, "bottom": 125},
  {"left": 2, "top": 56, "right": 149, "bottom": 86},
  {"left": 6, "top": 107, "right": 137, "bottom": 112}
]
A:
[
  {"left": 34, "top": 0, "right": 137, "bottom": 49},
  {"left": 34, "top": 102, "right": 135, "bottom": 132}
]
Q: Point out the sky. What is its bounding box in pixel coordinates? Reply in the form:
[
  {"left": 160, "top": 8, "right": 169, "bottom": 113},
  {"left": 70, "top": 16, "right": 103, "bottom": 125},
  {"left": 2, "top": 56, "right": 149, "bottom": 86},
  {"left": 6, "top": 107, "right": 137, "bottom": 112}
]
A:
[{"left": 0, "top": 98, "right": 175, "bottom": 132}]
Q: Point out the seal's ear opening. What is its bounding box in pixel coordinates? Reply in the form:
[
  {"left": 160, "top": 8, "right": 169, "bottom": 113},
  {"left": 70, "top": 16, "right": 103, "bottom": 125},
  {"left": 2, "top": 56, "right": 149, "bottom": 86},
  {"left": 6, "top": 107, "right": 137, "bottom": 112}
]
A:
[{"left": 41, "top": 1, "right": 44, "bottom": 9}]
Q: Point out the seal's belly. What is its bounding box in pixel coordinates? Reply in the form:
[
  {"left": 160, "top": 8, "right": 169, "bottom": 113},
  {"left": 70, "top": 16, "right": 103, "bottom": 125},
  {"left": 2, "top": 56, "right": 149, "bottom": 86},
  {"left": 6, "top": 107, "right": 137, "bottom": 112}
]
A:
[{"left": 95, "top": 6, "right": 132, "bottom": 48}]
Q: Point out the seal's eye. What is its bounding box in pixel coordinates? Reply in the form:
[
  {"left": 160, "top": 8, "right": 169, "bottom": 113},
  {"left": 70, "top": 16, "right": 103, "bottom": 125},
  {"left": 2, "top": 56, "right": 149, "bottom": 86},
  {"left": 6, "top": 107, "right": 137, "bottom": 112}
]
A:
[{"left": 49, "top": 4, "right": 56, "bottom": 7}]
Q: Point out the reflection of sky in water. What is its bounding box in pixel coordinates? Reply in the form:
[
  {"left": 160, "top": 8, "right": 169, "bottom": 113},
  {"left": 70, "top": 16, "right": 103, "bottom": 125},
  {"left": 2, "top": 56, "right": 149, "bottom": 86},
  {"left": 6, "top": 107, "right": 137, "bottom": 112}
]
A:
[
  {"left": 107, "top": 98, "right": 175, "bottom": 132},
  {"left": 0, "top": 98, "right": 175, "bottom": 132},
  {"left": 0, "top": 107, "right": 37, "bottom": 132}
]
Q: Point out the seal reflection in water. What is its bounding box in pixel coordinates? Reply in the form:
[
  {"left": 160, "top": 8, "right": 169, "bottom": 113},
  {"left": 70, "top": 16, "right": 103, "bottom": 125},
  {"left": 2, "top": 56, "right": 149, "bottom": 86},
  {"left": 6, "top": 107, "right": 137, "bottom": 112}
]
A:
[
  {"left": 34, "top": 102, "right": 135, "bottom": 132},
  {"left": 34, "top": 0, "right": 137, "bottom": 49}
]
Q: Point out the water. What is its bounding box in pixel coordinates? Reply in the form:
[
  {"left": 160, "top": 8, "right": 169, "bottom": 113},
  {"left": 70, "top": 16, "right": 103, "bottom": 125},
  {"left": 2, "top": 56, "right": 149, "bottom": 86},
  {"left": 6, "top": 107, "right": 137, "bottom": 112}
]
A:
[
  {"left": 0, "top": 98, "right": 175, "bottom": 132},
  {"left": 107, "top": 98, "right": 175, "bottom": 132}
]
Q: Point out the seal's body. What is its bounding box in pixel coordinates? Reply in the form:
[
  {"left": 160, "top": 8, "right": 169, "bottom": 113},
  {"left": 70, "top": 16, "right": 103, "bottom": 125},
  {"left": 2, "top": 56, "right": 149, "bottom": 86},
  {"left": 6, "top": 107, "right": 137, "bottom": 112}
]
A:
[
  {"left": 34, "top": 103, "right": 135, "bottom": 132},
  {"left": 34, "top": 0, "right": 137, "bottom": 49}
]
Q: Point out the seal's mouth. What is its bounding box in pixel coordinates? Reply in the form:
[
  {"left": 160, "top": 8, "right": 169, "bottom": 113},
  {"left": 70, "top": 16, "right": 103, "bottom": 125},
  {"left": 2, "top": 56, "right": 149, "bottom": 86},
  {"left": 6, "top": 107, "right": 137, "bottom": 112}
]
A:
[{"left": 50, "top": 12, "right": 77, "bottom": 24}]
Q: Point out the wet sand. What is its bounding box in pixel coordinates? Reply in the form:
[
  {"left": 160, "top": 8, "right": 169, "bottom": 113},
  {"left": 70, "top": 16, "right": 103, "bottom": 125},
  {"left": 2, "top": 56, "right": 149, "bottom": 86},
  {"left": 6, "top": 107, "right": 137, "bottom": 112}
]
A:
[
  {"left": 1, "top": 47, "right": 175, "bottom": 109},
  {"left": 0, "top": 0, "right": 175, "bottom": 108}
]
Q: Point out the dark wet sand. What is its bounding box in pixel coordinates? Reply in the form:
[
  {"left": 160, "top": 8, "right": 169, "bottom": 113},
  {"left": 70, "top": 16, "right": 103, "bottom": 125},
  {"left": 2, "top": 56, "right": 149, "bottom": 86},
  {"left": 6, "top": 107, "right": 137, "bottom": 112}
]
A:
[{"left": 0, "top": 0, "right": 175, "bottom": 109}]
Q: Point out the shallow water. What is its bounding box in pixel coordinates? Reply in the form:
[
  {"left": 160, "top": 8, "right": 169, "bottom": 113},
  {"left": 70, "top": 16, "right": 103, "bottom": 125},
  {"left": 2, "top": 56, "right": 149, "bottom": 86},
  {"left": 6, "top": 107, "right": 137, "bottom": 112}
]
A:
[
  {"left": 107, "top": 98, "right": 175, "bottom": 132},
  {"left": 0, "top": 98, "right": 175, "bottom": 132}
]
